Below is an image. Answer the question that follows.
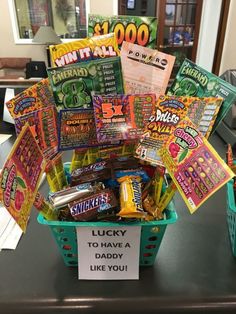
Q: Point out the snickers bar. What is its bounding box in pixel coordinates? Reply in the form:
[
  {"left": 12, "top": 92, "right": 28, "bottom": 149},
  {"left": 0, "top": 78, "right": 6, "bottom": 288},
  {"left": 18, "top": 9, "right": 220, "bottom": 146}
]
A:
[
  {"left": 69, "top": 188, "right": 117, "bottom": 221},
  {"left": 48, "top": 182, "right": 104, "bottom": 209}
]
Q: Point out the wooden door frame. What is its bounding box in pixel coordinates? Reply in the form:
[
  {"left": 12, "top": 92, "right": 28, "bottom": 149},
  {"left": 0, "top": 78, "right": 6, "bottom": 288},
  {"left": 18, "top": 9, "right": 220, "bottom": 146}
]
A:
[
  {"left": 118, "top": 0, "right": 230, "bottom": 74},
  {"left": 157, "top": 0, "right": 203, "bottom": 62},
  {"left": 212, "top": 0, "right": 231, "bottom": 75},
  {"left": 192, "top": 0, "right": 203, "bottom": 61}
]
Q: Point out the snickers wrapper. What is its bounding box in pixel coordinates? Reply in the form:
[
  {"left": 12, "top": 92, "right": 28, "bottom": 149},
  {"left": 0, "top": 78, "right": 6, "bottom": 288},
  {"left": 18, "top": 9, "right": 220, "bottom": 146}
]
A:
[
  {"left": 48, "top": 183, "right": 103, "bottom": 209},
  {"left": 69, "top": 188, "right": 118, "bottom": 221}
]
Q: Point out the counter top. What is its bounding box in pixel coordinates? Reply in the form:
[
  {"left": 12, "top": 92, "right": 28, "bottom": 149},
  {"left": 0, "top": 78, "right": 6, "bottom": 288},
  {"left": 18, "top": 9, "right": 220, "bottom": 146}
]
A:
[
  {"left": 0, "top": 133, "right": 236, "bottom": 314},
  {"left": 0, "top": 78, "right": 42, "bottom": 88}
]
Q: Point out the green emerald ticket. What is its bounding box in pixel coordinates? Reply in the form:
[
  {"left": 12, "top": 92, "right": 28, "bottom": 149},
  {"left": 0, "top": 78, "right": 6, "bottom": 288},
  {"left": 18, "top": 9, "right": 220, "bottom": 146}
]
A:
[
  {"left": 47, "top": 56, "right": 124, "bottom": 111},
  {"left": 168, "top": 59, "right": 236, "bottom": 133}
]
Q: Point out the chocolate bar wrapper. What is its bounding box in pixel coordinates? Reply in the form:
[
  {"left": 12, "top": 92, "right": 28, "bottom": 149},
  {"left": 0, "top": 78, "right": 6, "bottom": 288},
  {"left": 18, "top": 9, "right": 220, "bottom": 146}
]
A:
[
  {"left": 111, "top": 156, "right": 139, "bottom": 170},
  {"left": 70, "top": 160, "right": 112, "bottom": 186},
  {"left": 48, "top": 182, "right": 104, "bottom": 209},
  {"left": 69, "top": 189, "right": 118, "bottom": 221}
]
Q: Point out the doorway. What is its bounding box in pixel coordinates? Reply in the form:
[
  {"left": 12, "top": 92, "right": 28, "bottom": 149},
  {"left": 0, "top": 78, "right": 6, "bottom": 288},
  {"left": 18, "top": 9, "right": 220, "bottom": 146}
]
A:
[{"left": 118, "top": 0, "right": 229, "bottom": 75}]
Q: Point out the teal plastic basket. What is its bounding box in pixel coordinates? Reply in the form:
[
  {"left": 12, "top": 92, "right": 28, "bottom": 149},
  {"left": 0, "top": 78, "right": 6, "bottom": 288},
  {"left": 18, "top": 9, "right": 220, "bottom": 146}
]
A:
[
  {"left": 226, "top": 179, "right": 236, "bottom": 256},
  {"left": 37, "top": 201, "right": 177, "bottom": 267}
]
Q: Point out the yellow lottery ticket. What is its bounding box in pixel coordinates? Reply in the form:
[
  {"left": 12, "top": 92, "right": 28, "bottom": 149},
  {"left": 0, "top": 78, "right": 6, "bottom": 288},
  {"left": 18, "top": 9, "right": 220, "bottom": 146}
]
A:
[{"left": 49, "top": 33, "right": 120, "bottom": 67}]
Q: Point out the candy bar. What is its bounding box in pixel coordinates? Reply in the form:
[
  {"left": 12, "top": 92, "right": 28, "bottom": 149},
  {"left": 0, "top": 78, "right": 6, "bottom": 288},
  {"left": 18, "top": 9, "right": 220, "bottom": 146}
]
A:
[
  {"left": 117, "top": 175, "right": 147, "bottom": 219},
  {"left": 34, "top": 192, "right": 58, "bottom": 221},
  {"left": 143, "top": 194, "right": 163, "bottom": 220},
  {"left": 115, "top": 169, "right": 150, "bottom": 182},
  {"left": 70, "top": 160, "right": 112, "bottom": 186},
  {"left": 49, "top": 182, "right": 104, "bottom": 209},
  {"left": 69, "top": 189, "right": 118, "bottom": 221},
  {"left": 111, "top": 156, "right": 139, "bottom": 171}
]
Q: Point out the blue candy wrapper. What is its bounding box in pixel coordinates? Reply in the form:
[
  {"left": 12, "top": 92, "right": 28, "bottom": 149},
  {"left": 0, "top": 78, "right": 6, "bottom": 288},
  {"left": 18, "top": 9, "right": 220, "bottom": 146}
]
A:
[{"left": 106, "top": 169, "right": 150, "bottom": 187}]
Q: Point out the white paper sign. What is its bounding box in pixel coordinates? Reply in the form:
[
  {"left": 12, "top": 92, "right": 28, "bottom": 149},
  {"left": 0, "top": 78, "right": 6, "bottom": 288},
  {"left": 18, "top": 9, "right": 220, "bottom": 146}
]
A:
[
  {"left": 77, "top": 226, "right": 141, "bottom": 280},
  {"left": 0, "top": 203, "right": 22, "bottom": 251}
]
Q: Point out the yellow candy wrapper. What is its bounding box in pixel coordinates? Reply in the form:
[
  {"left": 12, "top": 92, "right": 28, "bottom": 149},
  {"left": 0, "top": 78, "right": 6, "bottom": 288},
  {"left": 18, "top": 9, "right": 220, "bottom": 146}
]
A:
[
  {"left": 52, "top": 153, "right": 68, "bottom": 189},
  {"left": 45, "top": 160, "right": 60, "bottom": 193},
  {"left": 117, "top": 176, "right": 147, "bottom": 219},
  {"left": 156, "top": 182, "right": 177, "bottom": 213},
  {"left": 70, "top": 148, "right": 88, "bottom": 172},
  {"left": 34, "top": 192, "right": 57, "bottom": 221},
  {"left": 143, "top": 214, "right": 155, "bottom": 222},
  {"left": 143, "top": 194, "right": 164, "bottom": 220},
  {"left": 153, "top": 166, "right": 165, "bottom": 205}
]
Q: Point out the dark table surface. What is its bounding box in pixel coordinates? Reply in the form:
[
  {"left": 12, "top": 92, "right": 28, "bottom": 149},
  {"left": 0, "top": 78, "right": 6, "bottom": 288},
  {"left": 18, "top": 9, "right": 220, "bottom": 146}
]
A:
[{"left": 0, "top": 122, "right": 236, "bottom": 314}]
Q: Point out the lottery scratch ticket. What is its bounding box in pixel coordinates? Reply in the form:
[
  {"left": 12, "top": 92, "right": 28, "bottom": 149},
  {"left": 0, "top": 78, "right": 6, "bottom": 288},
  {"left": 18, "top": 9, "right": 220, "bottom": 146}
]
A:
[
  {"left": 58, "top": 109, "right": 99, "bottom": 150},
  {"left": 0, "top": 125, "right": 46, "bottom": 232},
  {"left": 49, "top": 33, "right": 120, "bottom": 67},
  {"left": 168, "top": 58, "right": 236, "bottom": 132},
  {"left": 14, "top": 106, "right": 58, "bottom": 160},
  {"left": 6, "top": 78, "right": 55, "bottom": 119},
  {"left": 135, "top": 95, "right": 192, "bottom": 166},
  {"left": 159, "top": 117, "right": 234, "bottom": 213},
  {"left": 47, "top": 56, "right": 124, "bottom": 111},
  {"left": 186, "top": 97, "right": 223, "bottom": 138},
  {"left": 93, "top": 93, "right": 156, "bottom": 142},
  {"left": 121, "top": 41, "right": 175, "bottom": 97},
  {"left": 88, "top": 15, "right": 158, "bottom": 49}
]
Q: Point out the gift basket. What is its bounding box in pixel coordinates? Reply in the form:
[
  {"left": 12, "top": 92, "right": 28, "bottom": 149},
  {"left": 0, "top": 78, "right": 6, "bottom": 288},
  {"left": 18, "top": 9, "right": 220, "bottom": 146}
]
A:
[
  {"left": 226, "top": 179, "right": 236, "bottom": 256},
  {"left": 226, "top": 145, "right": 236, "bottom": 256},
  {"left": 38, "top": 202, "right": 177, "bottom": 267},
  {"left": 35, "top": 149, "right": 178, "bottom": 267},
  {"left": 1, "top": 15, "right": 236, "bottom": 279}
]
